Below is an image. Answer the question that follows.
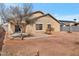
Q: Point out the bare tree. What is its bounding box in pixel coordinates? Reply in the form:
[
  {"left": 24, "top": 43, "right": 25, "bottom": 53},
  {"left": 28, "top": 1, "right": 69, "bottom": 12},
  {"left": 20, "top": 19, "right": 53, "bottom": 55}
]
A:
[
  {"left": 22, "top": 3, "right": 33, "bottom": 15},
  {"left": 74, "top": 19, "right": 77, "bottom": 23},
  {"left": 0, "top": 3, "right": 7, "bottom": 23},
  {"left": 5, "top": 3, "right": 38, "bottom": 40},
  {"left": 0, "top": 3, "right": 38, "bottom": 40}
]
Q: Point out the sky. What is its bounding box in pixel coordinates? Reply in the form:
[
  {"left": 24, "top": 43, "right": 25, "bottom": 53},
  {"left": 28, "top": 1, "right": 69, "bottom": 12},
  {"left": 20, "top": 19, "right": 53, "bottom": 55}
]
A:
[
  {"left": 0, "top": 3, "right": 79, "bottom": 24},
  {"left": 32, "top": 3, "right": 79, "bottom": 21}
]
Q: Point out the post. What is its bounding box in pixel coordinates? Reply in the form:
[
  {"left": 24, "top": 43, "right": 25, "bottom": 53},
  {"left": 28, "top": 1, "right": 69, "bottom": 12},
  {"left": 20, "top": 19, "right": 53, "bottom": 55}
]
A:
[
  {"left": 68, "top": 24, "right": 72, "bottom": 33},
  {"left": 21, "top": 28, "right": 23, "bottom": 40},
  {"left": 35, "top": 49, "right": 39, "bottom": 56}
]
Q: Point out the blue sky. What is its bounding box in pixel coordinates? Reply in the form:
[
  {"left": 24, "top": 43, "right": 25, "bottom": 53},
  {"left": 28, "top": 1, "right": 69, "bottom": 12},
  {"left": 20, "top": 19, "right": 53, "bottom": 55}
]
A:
[
  {"left": 32, "top": 3, "right": 79, "bottom": 21},
  {"left": 3, "top": 3, "right": 79, "bottom": 21}
]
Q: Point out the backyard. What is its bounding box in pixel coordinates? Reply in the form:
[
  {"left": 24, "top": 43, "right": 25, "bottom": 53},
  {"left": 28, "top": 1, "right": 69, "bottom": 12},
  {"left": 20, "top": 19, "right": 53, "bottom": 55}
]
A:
[{"left": 1, "top": 32, "right": 79, "bottom": 56}]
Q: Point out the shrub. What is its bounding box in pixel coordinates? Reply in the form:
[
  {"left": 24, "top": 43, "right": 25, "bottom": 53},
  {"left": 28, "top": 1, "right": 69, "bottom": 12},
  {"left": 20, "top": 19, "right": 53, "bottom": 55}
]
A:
[
  {"left": 45, "top": 28, "right": 54, "bottom": 35},
  {"left": 67, "top": 31, "right": 72, "bottom": 33}
]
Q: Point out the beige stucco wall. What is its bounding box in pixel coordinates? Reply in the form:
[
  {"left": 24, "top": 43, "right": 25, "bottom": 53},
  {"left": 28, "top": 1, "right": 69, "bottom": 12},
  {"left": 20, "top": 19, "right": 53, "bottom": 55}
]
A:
[
  {"left": 7, "top": 13, "right": 60, "bottom": 35},
  {"left": 32, "top": 15, "right": 60, "bottom": 33},
  {"left": 25, "top": 25, "right": 34, "bottom": 35},
  {"left": 65, "top": 23, "right": 74, "bottom": 26},
  {"left": 7, "top": 23, "right": 15, "bottom": 35}
]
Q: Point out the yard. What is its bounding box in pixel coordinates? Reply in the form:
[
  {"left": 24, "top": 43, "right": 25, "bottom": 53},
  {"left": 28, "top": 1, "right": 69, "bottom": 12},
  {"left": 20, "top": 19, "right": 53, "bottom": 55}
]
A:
[{"left": 1, "top": 32, "right": 79, "bottom": 56}]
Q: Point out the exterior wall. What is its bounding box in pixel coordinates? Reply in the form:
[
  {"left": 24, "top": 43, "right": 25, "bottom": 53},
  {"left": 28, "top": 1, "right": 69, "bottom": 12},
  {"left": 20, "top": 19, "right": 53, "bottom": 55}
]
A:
[
  {"left": 7, "top": 23, "right": 15, "bottom": 34},
  {"left": 25, "top": 25, "right": 34, "bottom": 34},
  {"left": 32, "top": 15, "right": 60, "bottom": 33},
  {"left": 6, "top": 13, "right": 60, "bottom": 35},
  {"left": 64, "top": 23, "right": 74, "bottom": 26},
  {"left": 25, "top": 13, "right": 45, "bottom": 34}
]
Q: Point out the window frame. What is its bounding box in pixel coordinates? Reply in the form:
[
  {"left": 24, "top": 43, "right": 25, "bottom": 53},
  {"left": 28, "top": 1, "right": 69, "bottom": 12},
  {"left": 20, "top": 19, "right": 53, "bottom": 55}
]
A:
[
  {"left": 47, "top": 24, "right": 51, "bottom": 29},
  {"left": 36, "top": 24, "right": 43, "bottom": 30}
]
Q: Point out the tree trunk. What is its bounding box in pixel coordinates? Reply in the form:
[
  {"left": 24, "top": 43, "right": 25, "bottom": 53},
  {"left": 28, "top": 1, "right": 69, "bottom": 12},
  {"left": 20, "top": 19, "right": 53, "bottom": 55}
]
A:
[
  {"left": 20, "top": 25, "right": 24, "bottom": 40},
  {"left": 19, "top": 24, "right": 25, "bottom": 40}
]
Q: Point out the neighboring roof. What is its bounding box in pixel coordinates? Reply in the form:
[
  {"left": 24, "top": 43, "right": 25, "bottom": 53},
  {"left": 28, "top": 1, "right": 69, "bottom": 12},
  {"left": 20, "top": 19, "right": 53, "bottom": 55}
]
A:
[
  {"left": 35, "top": 13, "right": 60, "bottom": 23},
  {"left": 59, "top": 20, "right": 75, "bottom": 23}
]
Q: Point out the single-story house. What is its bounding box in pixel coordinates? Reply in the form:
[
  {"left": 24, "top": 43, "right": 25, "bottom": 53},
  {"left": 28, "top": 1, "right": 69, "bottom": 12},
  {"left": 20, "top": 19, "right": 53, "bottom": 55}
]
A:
[
  {"left": 2, "top": 11, "right": 60, "bottom": 36},
  {"left": 59, "top": 20, "right": 75, "bottom": 26},
  {"left": 59, "top": 20, "right": 79, "bottom": 32}
]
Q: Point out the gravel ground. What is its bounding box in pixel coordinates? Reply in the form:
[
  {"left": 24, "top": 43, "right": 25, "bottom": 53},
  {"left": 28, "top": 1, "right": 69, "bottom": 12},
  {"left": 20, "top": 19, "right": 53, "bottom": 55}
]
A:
[{"left": 1, "top": 32, "right": 79, "bottom": 56}]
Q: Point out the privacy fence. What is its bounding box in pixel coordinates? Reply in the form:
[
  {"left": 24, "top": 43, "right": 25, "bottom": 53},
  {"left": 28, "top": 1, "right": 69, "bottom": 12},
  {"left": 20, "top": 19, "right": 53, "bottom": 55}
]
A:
[{"left": 61, "top": 26, "right": 79, "bottom": 32}]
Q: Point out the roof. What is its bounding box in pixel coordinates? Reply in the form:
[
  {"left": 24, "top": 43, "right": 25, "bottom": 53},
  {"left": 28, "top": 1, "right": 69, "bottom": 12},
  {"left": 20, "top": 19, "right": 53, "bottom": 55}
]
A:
[
  {"left": 31, "top": 11, "right": 44, "bottom": 15},
  {"left": 35, "top": 13, "right": 60, "bottom": 23},
  {"left": 59, "top": 20, "right": 75, "bottom": 23},
  {"left": 7, "top": 11, "right": 60, "bottom": 24}
]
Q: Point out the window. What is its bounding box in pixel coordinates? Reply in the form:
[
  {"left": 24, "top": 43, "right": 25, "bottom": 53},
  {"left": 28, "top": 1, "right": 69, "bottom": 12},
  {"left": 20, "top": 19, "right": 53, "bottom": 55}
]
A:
[
  {"left": 47, "top": 24, "right": 51, "bottom": 29},
  {"left": 36, "top": 24, "right": 43, "bottom": 30}
]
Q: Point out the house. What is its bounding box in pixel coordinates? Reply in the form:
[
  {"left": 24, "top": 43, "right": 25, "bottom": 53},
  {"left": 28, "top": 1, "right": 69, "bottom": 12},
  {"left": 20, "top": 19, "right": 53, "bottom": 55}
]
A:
[
  {"left": 59, "top": 20, "right": 75, "bottom": 27},
  {"left": 59, "top": 20, "right": 79, "bottom": 32},
  {"left": 73, "top": 22, "right": 79, "bottom": 26},
  {"left": 2, "top": 11, "right": 60, "bottom": 37}
]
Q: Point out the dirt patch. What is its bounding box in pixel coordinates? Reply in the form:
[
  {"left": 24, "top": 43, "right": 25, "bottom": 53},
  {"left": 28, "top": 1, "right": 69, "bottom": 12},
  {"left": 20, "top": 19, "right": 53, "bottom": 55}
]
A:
[{"left": 1, "top": 32, "right": 79, "bottom": 56}]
